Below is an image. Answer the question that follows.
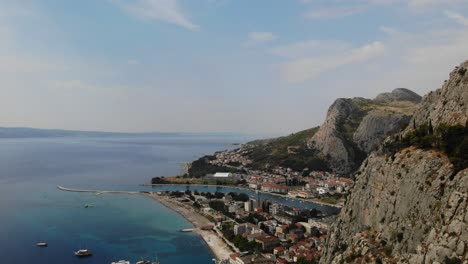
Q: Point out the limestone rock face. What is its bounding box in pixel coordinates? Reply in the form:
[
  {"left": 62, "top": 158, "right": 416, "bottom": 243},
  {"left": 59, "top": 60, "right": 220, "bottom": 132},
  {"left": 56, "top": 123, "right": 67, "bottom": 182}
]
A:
[
  {"left": 320, "top": 150, "right": 467, "bottom": 264},
  {"left": 307, "top": 98, "right": 362, "bottom": 175},
  {"left": 353, "top": 112, "right": 412, "bottom": 153},
  {"left": 406, "top": 61, "right": 468, "bottom": 131},
  {"left": 320, "top": 60, "right": 468, "bottom": 264},
  {"left": 375, "top": 88, "right": 422, "bottom": 104},
  {"left": 308, "top": 93, "right": 419, "bottom": 175}
]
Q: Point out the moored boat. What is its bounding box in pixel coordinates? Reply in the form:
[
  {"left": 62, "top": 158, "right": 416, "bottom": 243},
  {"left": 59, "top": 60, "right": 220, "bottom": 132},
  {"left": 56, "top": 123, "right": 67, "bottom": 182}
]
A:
[
  {"left": 74, "top": 249, "right": 92, "bottom": 257},
  {"left": 111, "top": 261, "right": 130, "bottom": 264}
]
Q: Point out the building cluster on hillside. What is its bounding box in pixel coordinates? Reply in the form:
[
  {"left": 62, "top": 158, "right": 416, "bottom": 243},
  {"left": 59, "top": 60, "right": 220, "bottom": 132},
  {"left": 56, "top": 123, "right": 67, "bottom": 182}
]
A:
[
  {"left": 203, "top": 146, "right": 354, "bottom": 202},
  {"left": 209, "top": 148, "right": 252, "bottom": 167},
  {"left": 245, "top": 173, "right": 353, "bottom": 199}
]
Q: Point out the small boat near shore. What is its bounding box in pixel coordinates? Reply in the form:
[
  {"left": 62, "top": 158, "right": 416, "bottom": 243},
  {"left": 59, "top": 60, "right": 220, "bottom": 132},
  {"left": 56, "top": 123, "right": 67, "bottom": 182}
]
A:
[
  {"left": 74, "top": 249, "right": 92, "bottom": 257},
  {"left": 36, "top": 242, "right": 47, "bottom": 247},
  {"left": 136, "top": 259, "right": 160, "bottom": 264},
  {"left": 136, "top": 254, "right": 160, "bottom": 264},
  {"left": 111, "top": 260, "right": 130, "bottom": 264}
]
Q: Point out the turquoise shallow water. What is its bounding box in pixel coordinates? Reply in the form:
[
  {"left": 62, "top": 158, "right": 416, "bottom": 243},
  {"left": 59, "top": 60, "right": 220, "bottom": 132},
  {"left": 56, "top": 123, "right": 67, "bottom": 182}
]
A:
[
  {"left": 0, "top": 135, "right": 247, "bottom": 264},
  {"left": 0, "top": 135, "right": 338, "bottom": 263}
]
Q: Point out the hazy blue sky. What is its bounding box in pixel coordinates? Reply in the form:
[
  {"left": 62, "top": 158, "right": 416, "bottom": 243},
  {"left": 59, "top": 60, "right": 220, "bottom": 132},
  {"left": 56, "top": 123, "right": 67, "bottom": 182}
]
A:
[{"left": 1, "top": 0, "right": 467, "bottom": 135}]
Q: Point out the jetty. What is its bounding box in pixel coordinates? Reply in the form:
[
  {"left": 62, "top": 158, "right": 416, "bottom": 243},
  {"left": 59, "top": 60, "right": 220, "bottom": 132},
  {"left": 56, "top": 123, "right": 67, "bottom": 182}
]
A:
[{"left": 57, "top": 186, "right": 140, "bottom": 195}]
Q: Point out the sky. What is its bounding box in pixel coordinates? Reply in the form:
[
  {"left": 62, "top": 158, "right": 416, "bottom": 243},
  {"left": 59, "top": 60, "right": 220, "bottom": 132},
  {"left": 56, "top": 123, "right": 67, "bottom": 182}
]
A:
[{"left": 0, "top": 0, "right": 467, "bottom": 135}]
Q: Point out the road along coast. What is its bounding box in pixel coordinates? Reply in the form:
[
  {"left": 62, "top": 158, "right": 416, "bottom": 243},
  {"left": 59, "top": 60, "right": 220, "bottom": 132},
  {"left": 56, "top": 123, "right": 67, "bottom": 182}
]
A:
[{"left": 143, "top": 183, "right": 343, "bottom": 208}]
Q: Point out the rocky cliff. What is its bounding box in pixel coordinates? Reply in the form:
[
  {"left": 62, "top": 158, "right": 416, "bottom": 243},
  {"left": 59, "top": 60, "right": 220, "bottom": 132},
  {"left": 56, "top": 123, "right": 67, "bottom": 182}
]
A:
[
  {"left": 320, "top": 61, "right": 468, "bottom": 264},
  {"left": 375, "top": 88, "right": 422, "bottom": 104},
  {"left": 308, "top": 89, "right": 420, "bottom": 175}
]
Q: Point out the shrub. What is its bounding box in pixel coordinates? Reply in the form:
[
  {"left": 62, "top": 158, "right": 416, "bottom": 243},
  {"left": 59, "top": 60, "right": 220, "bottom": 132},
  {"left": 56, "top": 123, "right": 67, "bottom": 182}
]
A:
[
  {"left": 384, "top": 123, "right": 467, "bottom": 173},
  {"left": 444, "top": 256, "right": 462, "bottom": 264}
]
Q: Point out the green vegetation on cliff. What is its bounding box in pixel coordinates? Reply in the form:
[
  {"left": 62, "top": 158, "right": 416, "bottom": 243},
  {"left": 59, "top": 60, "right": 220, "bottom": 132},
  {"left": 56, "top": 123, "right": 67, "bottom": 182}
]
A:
[
  {"left": 384, "top": 122, "right": 468, "bottom": 172},
  {"left": 244, "top": 127, "right": 329, "bottom": 172},
  {"left": 187, "top": 155, "right": 238, "bottom": 178}
]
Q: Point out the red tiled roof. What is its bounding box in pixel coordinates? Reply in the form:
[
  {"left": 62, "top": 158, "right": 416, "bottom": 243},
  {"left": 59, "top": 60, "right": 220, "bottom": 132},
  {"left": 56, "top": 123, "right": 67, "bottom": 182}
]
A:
[
  {"left": 256, "top": 235, "right": 280, "bottom": 243},
  {"left": 274, "top": 246, "right": 285, "bottom": 251}
]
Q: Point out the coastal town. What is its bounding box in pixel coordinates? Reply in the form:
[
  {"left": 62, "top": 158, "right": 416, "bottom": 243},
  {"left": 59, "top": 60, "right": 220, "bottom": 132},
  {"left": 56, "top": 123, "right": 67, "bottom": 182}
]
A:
[
  {"left": 148, "top": 145, "right": 355, "bottom": 264},
  {"left": 149, "top": 189, "right": 332, "bottom": 264},
  {"left": 153, "top": 144, "right": 354, "bottom": 207}
]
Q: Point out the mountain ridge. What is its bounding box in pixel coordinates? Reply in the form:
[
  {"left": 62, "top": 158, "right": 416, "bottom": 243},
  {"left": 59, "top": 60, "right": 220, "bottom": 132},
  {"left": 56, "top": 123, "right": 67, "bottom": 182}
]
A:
[
  {"left": 320, "top": 60, "right": 468, "bottom": 263},
  {"left": 307, "top": 90, "right": 421, "bottom": 175}
]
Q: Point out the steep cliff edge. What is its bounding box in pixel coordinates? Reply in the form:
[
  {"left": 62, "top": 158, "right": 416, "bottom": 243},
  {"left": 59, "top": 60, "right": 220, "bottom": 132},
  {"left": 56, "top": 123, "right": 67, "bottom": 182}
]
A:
[
  {"left": 308, "top": 90, "right": 420, "bottom": 175},
  {"left": 320, "top": 61, "right": 468, "bottom": 264},
  {"left": 406, "top": 62, "right": 468, "bottom": 130}
]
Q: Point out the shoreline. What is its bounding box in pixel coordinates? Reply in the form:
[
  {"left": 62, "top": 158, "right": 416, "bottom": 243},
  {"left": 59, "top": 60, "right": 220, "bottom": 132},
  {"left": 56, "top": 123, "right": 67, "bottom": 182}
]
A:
[
  {"left": 143, "top": 183, "right": 343, "bottom": 208},
  {"left": 57, "top": 186, "right": 234, "bottom": 261},
  {"left": 142, "top": 193, "right": 235, "bottom": 261}
]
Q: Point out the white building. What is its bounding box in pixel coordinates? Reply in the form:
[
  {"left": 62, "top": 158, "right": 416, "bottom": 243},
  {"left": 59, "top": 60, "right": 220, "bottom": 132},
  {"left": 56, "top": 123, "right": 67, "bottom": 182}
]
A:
[
  {"left": 316, "top": 187, "right": 328, "bottom": 195},
  {"left": 214, "top": 172, "right": 232, "bottom": 178},
  {"left": 244, "top": 201, "right": 252, "bottom": 212}
]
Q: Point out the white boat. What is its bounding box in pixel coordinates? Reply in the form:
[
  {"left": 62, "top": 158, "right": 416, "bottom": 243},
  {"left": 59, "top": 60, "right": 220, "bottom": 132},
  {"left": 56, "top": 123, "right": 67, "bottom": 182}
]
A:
[
  {"left": 36, "top": 242, "right": 47, "bottom": 247},
  {"left": 136, "top": 254, "right": 160, "bottom": 264},
  {"left": 74, "top": 249, "right": 92, "bottom": 257},
  {"left": 136, "top": 259, "right": 160, "bottom": 264},
  {"left": 111, "top": 261, "right": 130, "bottom": 264}
]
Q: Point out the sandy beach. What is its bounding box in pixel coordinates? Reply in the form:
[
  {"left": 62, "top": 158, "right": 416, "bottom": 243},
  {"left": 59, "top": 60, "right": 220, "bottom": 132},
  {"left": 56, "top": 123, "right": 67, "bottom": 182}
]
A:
[{"left": 144, "top": 193, "right": 235, "bottom": 261}]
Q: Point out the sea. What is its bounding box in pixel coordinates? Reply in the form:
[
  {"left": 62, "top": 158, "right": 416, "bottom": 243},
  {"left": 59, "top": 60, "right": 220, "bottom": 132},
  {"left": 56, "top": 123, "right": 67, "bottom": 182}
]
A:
[{"left": 0, "top": 134, "right": 339, "bottom": 264}]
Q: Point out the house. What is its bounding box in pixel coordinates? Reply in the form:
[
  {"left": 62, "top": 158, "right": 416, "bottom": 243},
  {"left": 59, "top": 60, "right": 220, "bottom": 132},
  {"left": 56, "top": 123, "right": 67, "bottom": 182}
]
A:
[
  {"left": 261, "top": 183, "right": 290, "bottom": 194},
  {"left": 255, "top": 235, "right": 280, "bottom": 252},
  {"left": 273, "top": 246, "right": 285, "bottom": 255},
  {"left": 316, "top": 187, "right": 328, "bottom": 195},
  {"left": 248, "top": 183, "right": 260, "bottom": 190},
  {"left": 269, "top": 203, "right": 283, "bottom": 215},
  {"left": 228, "top": 203, "right": 241, "bottom": 213},
  {"left": 297, "top": 222, "right": 313, "bottom": 233},
  {"left": 244, "top": 200, "right": 253, "bottom": 212},
  {"left": 258, "top": 220, "right": 278, "bottom": 234},
  {"left": 234, "top": 223, "right": 263, "bottom": 236}
]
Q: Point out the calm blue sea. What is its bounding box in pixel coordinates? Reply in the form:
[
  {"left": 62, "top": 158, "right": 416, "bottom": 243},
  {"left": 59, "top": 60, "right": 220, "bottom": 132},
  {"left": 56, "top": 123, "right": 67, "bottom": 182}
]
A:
[{"left": 0, "top": 134, "right": 338, "bottom": 264}]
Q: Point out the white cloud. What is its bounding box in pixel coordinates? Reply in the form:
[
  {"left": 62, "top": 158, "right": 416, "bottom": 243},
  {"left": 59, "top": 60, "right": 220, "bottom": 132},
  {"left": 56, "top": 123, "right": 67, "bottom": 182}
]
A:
[
  {"left": 300, "top": 26, "right": 468, "bottom": 100},
  {"left": 304, "top": 6, "right": 365, "bottom": 19},
  {"left": 301, "top": 0, "right": 468, "bottom": 17},
  {"left": 245, "top": 31, "right": 278, "bottom": 46},
  {"left": 406, "top": 0, "right": 468, "bottom": 11},
  {"left": 111, "top": 0, "right": 199, "bottom": 31},
  {"left": 278, "top": 41, "right": 385, "bottom": 83},
  {"left": 445, "top": 10, "right": 468, "bottom": 26}
]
